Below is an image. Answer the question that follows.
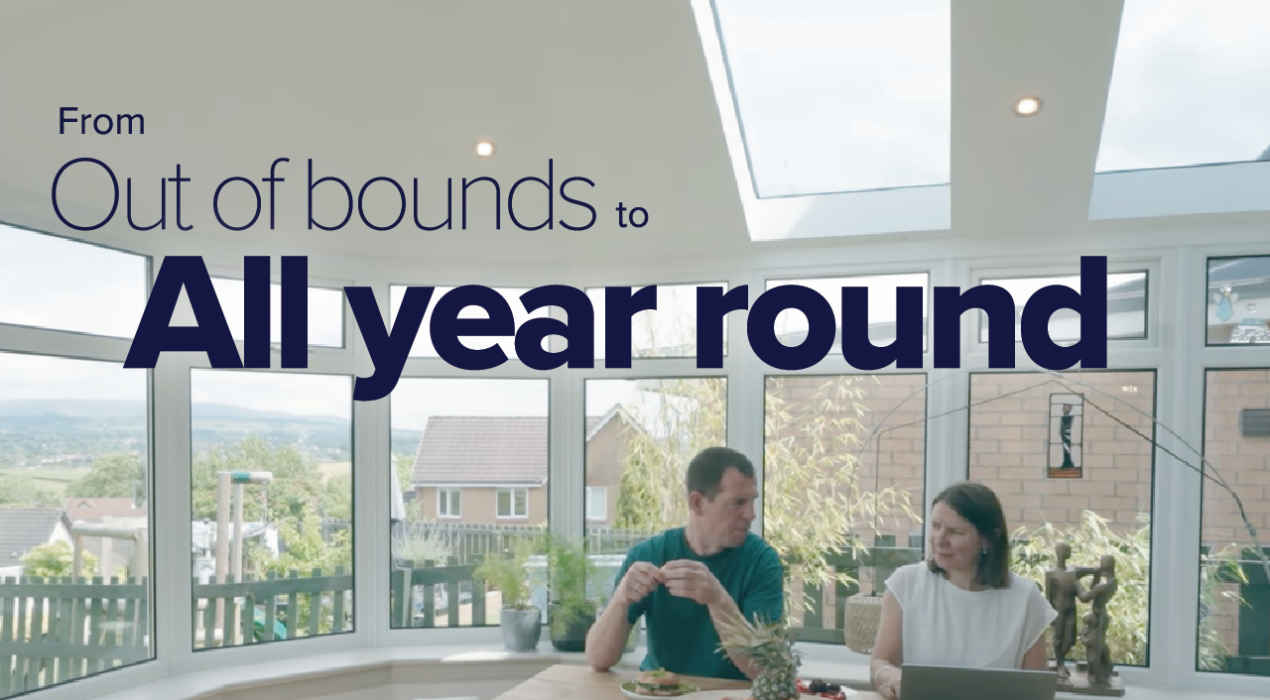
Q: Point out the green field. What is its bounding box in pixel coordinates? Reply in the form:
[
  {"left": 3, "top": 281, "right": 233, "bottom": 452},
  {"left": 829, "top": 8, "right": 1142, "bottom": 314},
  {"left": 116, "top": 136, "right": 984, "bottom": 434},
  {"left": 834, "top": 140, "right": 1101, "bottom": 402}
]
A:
[
  {"left": 0, "top": 467, "right": 90, "bottom": 495},
  {"left": 318, "top": 462, "right": 350, "bottom": 484}
]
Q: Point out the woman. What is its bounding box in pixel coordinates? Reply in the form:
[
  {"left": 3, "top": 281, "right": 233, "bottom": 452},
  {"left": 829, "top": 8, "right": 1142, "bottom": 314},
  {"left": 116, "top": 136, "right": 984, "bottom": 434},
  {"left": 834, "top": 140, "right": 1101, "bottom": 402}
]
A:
[{"left": 868, "top": 481, "right": 1057, "bottom": 700}]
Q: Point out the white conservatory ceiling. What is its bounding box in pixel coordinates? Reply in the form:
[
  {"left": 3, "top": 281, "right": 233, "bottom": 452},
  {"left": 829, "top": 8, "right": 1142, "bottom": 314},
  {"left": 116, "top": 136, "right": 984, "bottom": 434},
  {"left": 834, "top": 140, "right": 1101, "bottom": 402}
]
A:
[{"left": 0, "top": 0, "right": 1267, "bottom": 269}]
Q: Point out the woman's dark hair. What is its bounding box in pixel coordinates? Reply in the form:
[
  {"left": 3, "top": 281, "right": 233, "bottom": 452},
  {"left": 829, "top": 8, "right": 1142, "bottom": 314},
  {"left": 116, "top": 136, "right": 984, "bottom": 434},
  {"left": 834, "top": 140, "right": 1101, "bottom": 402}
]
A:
[{"left": 926, "top": 480, "right": 1011, "bottom": 588}]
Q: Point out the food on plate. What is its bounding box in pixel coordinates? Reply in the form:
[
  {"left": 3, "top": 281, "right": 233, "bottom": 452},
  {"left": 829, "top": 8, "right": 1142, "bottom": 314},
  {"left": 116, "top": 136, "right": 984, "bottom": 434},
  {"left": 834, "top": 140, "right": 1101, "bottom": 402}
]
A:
[
  {"left": 634, "top": 669, "right": 685, "bottom": 696},
  {"left": 796, "top": 678, "right": 846, "bottom": 700}
]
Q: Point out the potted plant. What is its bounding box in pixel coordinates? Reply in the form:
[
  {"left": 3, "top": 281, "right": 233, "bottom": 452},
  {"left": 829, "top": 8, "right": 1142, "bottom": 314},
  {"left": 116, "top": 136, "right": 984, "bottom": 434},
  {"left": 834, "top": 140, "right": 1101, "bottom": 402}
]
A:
[
  {"left": 473, "top": 536, "right": 542, "bottom": 652},
  {"left": 545, "top": 534, "right": 599, "bottom": 651}
]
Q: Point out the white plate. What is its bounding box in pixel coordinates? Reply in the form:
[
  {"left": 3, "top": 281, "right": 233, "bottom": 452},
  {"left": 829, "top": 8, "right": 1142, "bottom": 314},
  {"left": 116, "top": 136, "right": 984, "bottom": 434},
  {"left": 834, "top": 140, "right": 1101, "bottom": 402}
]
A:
[
  {"left": 672, "top": 688, "right": 860, "bottom": 700},
  {"left": 619, "top": 680, "right": 701, "bottom": 700}
]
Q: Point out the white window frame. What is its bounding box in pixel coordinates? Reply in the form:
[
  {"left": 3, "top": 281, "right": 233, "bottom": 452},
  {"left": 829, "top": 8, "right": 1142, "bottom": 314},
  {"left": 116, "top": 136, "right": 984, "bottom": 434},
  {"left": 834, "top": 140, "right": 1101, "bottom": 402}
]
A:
[
  {"left": 586, "top": 485, "right": 607, "bottom": 521},
  {"left": 496, "top": 487, "right": 528, "bottom": 519},
  {"left": 436, "top": 487, "right": 461, "bottom": 518}
]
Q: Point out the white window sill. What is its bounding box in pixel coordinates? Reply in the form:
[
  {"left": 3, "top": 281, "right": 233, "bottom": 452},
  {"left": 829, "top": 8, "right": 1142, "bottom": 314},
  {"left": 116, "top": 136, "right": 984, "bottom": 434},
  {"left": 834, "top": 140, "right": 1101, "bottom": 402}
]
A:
[{"left": 77, "top": 637, "right": 1266, "bottom": 700}]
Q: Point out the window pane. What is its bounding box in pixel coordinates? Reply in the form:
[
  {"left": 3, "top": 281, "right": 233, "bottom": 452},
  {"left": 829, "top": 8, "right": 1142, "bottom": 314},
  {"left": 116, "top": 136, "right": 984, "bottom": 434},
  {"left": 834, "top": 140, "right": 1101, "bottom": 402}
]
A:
[
  {"left": 979, "top": 272, "right": 1147, "bottom": 343},
  {"left": 389, "top": 377, "right": 549, "bottom": 629},
  {"left": 583, "top": 377, "right": 727, "bottom": 605},
  {"left": 586, "top": 283, "right": 727, "bottom": 359},
  {"left": 764, "top": 374, "right": 927, "bottom": 641},
  {"left": 389, "top": 286, "right": 549, "bottom": 359},
  {"left": 587, "top": 486, "right": 608, "bottom": 522},
  {"left": 1206, "top": 256, "right": 1270, "bottom": 346},
  {"left": 0, "top": 351, "right": 153, "bottom": 691},
  {"left": 1098, "top": 0, "right": 1270, "bottom": 172},
  {"left": 766, "top": 273, "right": 929, "bottom": 351},
  {"left": 211, "top": 277, "right": 345, "bottom": 348},
  {"left": 968, "top": 371, "right": 1155, "bottom": 668},
  {"left": 713, "top": 0, "right": 950, "bottom": 196},
  {"left": 1199, "top": 369, "right": 1270, "bottom": 675},
  {"left": 0, "top": 224, "right": 147, "bottom": 338},
  {"left": 190, "top": 370, "right": 352, "bottom": 649}
]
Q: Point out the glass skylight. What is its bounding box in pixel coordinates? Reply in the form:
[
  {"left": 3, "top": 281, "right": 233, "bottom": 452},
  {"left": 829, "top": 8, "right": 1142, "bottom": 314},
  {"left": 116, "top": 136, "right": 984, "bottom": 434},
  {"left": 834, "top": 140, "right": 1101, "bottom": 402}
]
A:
[
  {"left": 713, "top": 0, "right": 950, "bottom": 197},
  {"left": 1097, "top": 0, "right": 1270, "bottom": 172}
]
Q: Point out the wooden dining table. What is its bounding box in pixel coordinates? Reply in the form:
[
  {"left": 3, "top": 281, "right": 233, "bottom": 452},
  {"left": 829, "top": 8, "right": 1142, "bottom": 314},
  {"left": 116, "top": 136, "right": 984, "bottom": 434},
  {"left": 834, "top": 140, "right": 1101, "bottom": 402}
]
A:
[{"left": 490, "top": 663, "right": 882, "bottom": 700}]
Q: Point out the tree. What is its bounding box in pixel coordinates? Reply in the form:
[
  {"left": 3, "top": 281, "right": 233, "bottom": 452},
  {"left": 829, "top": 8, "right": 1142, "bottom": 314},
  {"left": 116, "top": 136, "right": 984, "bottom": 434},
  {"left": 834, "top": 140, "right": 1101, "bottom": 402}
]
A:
[
  {"left": 192, "top": 435, "right": 325, "bottom": 522},
  {"left": 20, "top": 541, "right": 98, "bottom": 578},
  {"left": 0, "top": 474, "right": 60, "bottom": 509},
  {"left": 66, "top": 454, "right": 147, "bottom": 502},
  {"left": 614, "top": 378, "right": 726, "bottom": 531},
  {"left": 323, "top": 473, "right": 352, "bottom": 522},
  {"left": 246, "top": 503, "right": 353, "bottom": 636},
  {"left": 612, "top": 375, "right": 919, "bottom": 617},
  {"left": 762, "top": 376, "right": 918, "bottom": 616}
]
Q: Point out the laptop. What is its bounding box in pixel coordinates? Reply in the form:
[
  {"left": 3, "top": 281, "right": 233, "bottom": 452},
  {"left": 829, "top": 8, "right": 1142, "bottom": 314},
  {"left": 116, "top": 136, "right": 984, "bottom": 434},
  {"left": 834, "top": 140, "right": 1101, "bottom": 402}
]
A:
[{"left": 899, "top": 664, "right": 1057, "bottom": 700}]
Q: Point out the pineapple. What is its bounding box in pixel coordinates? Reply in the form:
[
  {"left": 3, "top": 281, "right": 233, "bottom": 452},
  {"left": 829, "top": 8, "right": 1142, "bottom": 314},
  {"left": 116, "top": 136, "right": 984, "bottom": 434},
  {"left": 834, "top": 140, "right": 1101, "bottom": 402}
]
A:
[{"left": 716, "top": 611, "right": 803, "bottom": 700}]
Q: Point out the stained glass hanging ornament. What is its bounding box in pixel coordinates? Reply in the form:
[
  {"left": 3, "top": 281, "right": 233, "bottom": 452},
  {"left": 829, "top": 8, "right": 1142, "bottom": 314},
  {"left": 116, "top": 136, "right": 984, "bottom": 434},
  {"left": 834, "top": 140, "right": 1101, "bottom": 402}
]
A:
[
  {"left": 1047, "top": 393, "right": 1083, "bottom": 479},
  {"left": 1212, "top": 285, "right": 1237, "bottom": 322},
  {"left": 1230, "top": 302, "right": 1270, "bottom": 344}
]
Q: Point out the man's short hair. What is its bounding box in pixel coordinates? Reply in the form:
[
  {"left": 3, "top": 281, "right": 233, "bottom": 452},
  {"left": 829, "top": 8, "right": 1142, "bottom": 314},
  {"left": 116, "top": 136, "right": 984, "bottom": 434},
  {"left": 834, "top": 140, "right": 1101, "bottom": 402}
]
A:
[{"left": 685, "top": 446, "right": 755, "bottom": 500}]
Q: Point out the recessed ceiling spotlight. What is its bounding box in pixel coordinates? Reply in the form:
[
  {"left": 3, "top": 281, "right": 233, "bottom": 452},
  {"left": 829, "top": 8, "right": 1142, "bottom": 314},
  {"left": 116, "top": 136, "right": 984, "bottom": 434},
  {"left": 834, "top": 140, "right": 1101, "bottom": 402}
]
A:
[
  {"left": 474, "top": 140, "right": 496, "bottom": 157},
  {"left": 1014, "top": 96, "right": 1042, "bottom": 117}
]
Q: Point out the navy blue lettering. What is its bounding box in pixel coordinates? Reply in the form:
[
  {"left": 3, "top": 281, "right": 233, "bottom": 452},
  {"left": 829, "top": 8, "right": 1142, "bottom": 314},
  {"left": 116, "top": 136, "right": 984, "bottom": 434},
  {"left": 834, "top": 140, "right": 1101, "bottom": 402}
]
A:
[
  {"left": 1022, "top": 256, "right": 1108, "bottom": 369},
  {"left": 346, "top": 286, "right": 434, "bottom": 401},
  {"left": 748, "top": 285, "right": 834, "bottom": 370},
  {"left": 123, "top": 257, "right": 241, "bottom": 369},
  {"left": 604, "top": 286, "right": 659, "bottom": 368},
  {"left": 515, "top": 285, "right": 593, "bottom": 369},
  {"left": 697, "top": 285, "right": 749, "bottom": 368},
  {"left": 431, "top": 286, "right": 513, "bottom": 370}
]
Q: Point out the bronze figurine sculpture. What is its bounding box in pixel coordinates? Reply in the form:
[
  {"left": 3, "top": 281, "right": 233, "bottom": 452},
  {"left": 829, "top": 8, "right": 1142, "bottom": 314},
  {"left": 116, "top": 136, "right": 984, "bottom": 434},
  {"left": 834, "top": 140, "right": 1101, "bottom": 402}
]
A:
[{"left": 1046, "top": 547, "right": 1123, "bottom": 696}]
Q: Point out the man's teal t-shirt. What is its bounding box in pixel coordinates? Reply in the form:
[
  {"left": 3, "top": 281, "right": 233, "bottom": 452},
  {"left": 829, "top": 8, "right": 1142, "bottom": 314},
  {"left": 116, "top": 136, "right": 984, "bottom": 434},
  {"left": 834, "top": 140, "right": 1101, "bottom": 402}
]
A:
[{"left": 615, "top": 527, "right": 784, "bottom": 680}]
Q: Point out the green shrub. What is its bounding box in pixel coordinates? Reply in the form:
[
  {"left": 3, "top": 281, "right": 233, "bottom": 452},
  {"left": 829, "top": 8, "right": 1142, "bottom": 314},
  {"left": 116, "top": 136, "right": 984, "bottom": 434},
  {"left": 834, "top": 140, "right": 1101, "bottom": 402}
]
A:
[{"left": 1011, "top": 511, "right": 1246, "bottom": 670}]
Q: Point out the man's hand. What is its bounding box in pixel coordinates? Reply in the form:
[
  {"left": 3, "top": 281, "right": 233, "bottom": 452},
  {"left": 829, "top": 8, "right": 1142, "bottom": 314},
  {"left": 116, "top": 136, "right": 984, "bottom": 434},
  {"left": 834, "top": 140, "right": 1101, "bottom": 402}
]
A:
[
  {"left": 617, "top": 562, "right": 664, "bottom": 605},
  {"left": 661, "top": 560, "right": 724, "bottom": 606}
]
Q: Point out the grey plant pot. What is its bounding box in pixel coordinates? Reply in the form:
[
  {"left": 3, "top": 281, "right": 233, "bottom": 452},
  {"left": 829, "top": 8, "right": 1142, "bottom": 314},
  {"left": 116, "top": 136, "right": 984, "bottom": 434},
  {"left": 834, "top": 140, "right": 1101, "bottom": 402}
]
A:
[{"left": 500, "top": 607, "right": 542, "bottom": 652}]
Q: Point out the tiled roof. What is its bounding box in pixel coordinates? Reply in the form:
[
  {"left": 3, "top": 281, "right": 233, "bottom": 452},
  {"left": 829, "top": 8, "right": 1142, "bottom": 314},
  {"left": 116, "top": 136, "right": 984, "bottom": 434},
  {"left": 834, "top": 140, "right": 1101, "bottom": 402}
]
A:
[
  {"left": 64, "top": 498, "right": 146, "bottom": 523},
  {"left": 411, "top": 409, "right": 623, "bottom": 486},
  {"left": 0, "top": 509, "right": 69, "bottom": 568},
  {"left": 412, "top": 416, "right": 549, "bottom": 485}
]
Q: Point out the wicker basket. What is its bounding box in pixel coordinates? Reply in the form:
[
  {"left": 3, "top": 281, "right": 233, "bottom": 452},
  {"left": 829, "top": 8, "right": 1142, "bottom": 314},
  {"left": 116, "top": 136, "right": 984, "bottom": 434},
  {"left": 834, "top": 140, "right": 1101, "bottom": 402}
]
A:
[{"left": 843, "top": 592, "right": 884, "bottom": 654}]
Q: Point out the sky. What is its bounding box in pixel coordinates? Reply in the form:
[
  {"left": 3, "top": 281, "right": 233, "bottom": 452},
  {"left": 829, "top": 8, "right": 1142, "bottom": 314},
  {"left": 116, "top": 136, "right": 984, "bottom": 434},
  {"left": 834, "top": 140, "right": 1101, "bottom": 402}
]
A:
[
  {"left": 714, "top": 0, "right": 1270, "bottom": 197},
  {"left": 190, "top": 369, "right": 351, "bottom": 419},
  {"left": 0, "top": 351, "right": 147, "bottom": 401},
  {"left": 0, "top": 223, "right": 147, "bottom": 338},
  {"left": 389, "top": 378, "right": 549, "bottom": 436}
]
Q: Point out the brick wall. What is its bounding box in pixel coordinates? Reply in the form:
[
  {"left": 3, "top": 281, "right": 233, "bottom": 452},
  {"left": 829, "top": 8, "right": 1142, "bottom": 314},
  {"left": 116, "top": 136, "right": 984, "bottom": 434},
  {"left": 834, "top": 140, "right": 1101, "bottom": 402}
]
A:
[
  {"left": 1202, "top": 369, "right": 1270, "bottom": 662},
  {"left": 967, "top": 371, "right": 1155, "bottom": 536},
  {"left": 764, "top": 374, "right": 928, "bottom": 546}
]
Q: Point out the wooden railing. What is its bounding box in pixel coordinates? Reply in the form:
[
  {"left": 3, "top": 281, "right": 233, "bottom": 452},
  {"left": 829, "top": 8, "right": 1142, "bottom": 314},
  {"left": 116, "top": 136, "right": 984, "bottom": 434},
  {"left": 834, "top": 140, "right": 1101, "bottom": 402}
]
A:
[
  {"left": 389, "top": 558, "right": 488, "bottom": 629},
  {"left": 3, "top": 546, "right": 1267, "bottom": 699},
  {"left": 794, "top": 539, "right": 923, "bottom": 644},
  {"left": 390, "top": 521, "right": 657, "bottom": 567},
  {"left": 192, "top": 568, "right": 353, "bottom": 648},
  {"left": 0, "top": 576, "right": 149, "bottom": 699}
]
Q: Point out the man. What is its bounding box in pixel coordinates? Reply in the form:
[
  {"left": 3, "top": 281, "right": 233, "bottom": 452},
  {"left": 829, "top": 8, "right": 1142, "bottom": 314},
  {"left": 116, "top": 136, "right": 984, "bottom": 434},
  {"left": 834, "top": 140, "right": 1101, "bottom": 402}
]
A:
[{"left": 585, "top": 446, "right": 784, "bottom": 680}]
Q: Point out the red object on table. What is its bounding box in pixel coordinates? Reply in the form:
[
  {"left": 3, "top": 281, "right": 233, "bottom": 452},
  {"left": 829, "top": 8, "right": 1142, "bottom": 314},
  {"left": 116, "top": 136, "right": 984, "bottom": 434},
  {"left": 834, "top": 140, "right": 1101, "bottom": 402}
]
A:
[{"left": 796, "top": 679, "right": 846, "bottom": 700}]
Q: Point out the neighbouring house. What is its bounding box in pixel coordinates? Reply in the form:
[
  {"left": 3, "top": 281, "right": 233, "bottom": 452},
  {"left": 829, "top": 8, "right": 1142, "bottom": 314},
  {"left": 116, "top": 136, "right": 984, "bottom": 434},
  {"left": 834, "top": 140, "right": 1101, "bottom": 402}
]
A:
[
  {"left": 62, "top": 497, "right": 149, "bottom": 578},
  {"left": 63, "top": 497, "right": 146, "bottom": 524},
  {"left": 0, "top": 508, "right": 74, "bottom": 578},
  {"left": 409, "top": 404, "right": 638, "bottom": 527}
]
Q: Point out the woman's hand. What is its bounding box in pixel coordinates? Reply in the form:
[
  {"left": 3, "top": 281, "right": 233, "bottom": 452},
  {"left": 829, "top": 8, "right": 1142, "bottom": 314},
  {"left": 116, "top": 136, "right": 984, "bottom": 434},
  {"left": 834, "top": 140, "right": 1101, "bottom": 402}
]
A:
[{"left": 874, "top": 664, "right": 902, "bottom": 700}]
